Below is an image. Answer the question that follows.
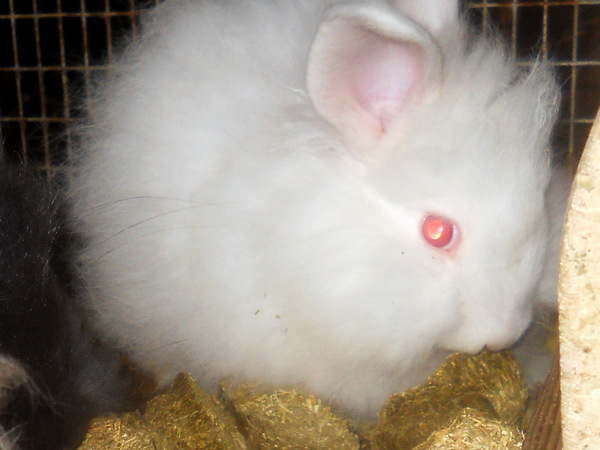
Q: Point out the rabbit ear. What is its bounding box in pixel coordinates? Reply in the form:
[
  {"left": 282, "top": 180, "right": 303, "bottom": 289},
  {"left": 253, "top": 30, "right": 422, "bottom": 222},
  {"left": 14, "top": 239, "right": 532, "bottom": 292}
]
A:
[
  {"left": 390, "top": 0, "right": 460, "bottom": 36},
  {"left": 307, "top": 5, "right": 443, "bottom": 154}
]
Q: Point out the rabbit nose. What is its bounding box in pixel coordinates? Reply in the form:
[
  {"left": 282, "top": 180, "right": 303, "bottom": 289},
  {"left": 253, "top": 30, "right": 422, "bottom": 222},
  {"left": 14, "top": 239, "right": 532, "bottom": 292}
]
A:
[
  {"left": 485, "top": 342, "right": 511, "bottom": 352},
  {"left": 490, "top": 315, "right": 533, "bottom": 351},
  {"left": 442, "top": 321, "right": 527, "bottom": 354},
  {"left": 484, "top": 333, "right": 523, "bottom": 352}
]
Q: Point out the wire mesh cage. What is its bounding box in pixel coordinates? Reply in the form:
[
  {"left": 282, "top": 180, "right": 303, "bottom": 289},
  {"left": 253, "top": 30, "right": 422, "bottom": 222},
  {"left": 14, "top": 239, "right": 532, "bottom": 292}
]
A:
[
  {"left": 0, "top": 0, "right": 599, "bottom": 180},
  {"left": 0, "top": 1, "right": 597, "bottom": 447},
  {"left": 467, "top": 0, "right": 600, "bottom": 172}
]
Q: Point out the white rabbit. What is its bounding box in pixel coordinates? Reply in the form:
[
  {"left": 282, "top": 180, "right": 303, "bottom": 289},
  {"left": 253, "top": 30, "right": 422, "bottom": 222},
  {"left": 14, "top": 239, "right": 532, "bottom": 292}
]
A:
[{"left": 70, "top": 0, "right": 565, "bottom": 417}]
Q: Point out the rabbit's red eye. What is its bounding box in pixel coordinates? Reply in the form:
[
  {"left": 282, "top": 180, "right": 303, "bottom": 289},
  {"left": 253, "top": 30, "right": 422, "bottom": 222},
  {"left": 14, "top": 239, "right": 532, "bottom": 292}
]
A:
[{"left": 422, "top": 215, "right": 458, "bottom": 249}]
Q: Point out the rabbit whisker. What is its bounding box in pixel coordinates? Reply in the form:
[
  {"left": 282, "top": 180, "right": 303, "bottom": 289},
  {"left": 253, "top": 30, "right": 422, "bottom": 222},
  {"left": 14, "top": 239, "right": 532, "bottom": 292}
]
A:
[{"left": 90, "top": 223, "right": 233, "bottom": 263}]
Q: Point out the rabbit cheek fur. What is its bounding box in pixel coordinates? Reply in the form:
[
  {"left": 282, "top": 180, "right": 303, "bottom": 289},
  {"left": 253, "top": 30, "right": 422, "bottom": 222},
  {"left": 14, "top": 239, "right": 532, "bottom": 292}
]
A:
[{"left": 70, "top": 0, "right": 562, "bottom": 417}]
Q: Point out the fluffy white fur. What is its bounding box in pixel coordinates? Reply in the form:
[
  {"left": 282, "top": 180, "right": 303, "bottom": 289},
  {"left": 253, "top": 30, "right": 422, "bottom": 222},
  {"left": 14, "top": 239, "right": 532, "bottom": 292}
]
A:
[{"left": 70, "top": 0, "right": 565, "bottom": 417}]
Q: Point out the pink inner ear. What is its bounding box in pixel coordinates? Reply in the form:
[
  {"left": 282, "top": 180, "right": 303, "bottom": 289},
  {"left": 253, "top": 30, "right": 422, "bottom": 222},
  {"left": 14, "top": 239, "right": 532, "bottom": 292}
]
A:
[
  {"left": 348, "top": 31, "right": 425, "bottom": 133},
  {"left": 307, "top": 12, "right": 432, "bottom": 151}
]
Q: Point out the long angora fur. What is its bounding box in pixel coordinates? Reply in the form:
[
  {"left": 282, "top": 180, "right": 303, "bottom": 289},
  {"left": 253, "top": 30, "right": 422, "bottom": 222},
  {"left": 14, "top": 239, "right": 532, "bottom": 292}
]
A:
[{"left": 69, "top": 0, "right": 567, "bottom": 417}]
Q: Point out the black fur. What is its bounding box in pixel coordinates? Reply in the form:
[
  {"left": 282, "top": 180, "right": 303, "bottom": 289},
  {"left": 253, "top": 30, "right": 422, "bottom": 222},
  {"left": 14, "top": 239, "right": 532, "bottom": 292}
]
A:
[{"left": 0, "top": 166, "right": 137, "bottom": 449}]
